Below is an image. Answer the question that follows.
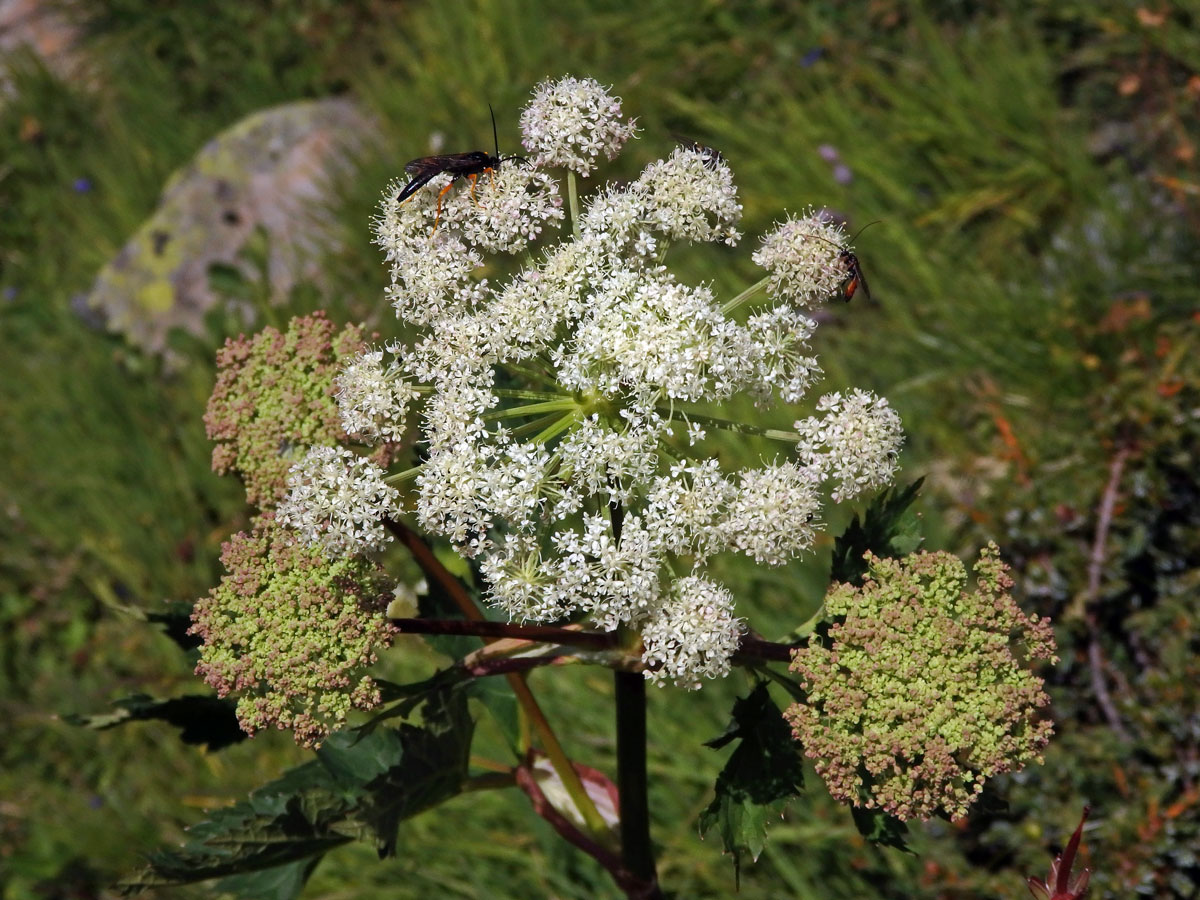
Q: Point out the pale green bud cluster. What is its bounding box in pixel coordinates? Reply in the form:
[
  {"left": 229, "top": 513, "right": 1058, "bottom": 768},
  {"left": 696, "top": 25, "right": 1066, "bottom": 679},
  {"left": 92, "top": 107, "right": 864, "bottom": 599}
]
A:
[
  {"left": 786, "top": 546, "right": 1057, "bottom": 821},
  {"left": 204, "top": 312, "right": 366, "bottom": 508},
  {"left": 190, "top": 514, "right": 398, "bottom": 747}
]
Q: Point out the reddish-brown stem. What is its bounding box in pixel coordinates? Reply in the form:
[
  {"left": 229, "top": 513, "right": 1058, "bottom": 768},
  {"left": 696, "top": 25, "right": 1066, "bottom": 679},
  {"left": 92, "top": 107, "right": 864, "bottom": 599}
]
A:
[
  {"left": 515, "top": 758, "right": 659, "bottom": 900},
  {"left": 390, "top": 617, "right": 618, "bottom": 649},
  {"left": 390, "top": 616, "right": 799, "bottom": 666}
]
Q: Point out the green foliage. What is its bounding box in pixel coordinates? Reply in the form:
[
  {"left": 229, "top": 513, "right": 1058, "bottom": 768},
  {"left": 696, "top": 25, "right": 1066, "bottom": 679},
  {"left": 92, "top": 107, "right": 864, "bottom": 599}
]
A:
[
  {"left": 699, "top": 682, "right": 805, "bottom": 875},
  {"left": 829, "top": 478, "right": 925, "bottom": 586},
  {"left": 64, "top": 693, "right": 246, "bottom": 752},
  {"left": 119, "top": 685, "right": 472, "bottom": 893},
  {"left": 849, "top": 807, "right": 910, "bottom": 854}
]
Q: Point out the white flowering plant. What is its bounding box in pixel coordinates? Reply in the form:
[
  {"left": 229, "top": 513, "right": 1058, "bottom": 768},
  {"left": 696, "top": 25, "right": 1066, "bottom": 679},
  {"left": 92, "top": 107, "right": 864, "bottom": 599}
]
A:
[{"left": 118, "top": 77, "right": 1056, "bottom": 899}]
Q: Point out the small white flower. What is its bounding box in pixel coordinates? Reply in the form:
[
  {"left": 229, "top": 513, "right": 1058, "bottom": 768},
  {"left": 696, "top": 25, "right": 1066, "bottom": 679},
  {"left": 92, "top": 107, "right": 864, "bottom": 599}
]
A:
[
  {"left": 520, "top": 76, "right": 638, "bottom": 175},
  {"left": 381, "top": 230, "right": 487, "bottom": 327},
  {"left": 547, "top": 514, "right": 662, "bottom": 631},
  {"left": 480, "top": 533, "right": 565, "bottom": 622},
  {"left": 722, "top": 461, "right": 821, "bottom": 566},
  {"left": 645, "top": 460, "right": 734, "bottom": 560},
  {"left": 278, "top": 446, "right": 402, "bottom": 555},
  {"left": 753, "top": 211, "right": 849, "bottom": 306},
  {"left": 558, "top": 414, "right": 663, "bottom": 506},
  {"left": 559, "top": 269, "right": 753, "bottom": 402},
  {"left": 335, "top": 347, "right": 419, "bottom": 443},
  {"left": 642, "top": 576, "right": 744, "bottom": 688},
  {"left": 794, "top": 389, "right": 904, "bottom": 502},
  {"left": 415, "top": 440, "right": 494, "bottom": 555}
]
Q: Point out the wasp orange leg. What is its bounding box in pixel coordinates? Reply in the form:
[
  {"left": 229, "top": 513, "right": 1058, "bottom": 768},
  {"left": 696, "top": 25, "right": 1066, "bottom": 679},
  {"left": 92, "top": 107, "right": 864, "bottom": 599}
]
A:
[{"left": 430, "top": 179, "right": 456, "bottom": 239}]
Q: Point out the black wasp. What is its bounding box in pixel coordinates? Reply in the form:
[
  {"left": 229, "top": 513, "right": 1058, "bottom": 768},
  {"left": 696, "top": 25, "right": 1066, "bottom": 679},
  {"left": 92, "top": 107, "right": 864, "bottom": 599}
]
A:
[
  {"left": 838, "top": 248, "right": 870, "bottom": 302},
  {"left": 805, "top": 220, "right": 878, "bottom": 303},
  {"left": 396, "top": 106, "right": 529, "bottom": 233},
  {"left": 673, "top": 136, "right": 725, "bottom": 170}
]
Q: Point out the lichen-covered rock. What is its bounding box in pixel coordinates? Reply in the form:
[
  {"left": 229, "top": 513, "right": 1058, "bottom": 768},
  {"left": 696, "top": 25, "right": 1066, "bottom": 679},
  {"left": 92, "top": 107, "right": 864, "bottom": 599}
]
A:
[{"left": 85, "top": 98, "right": 374, "bottom": 358}]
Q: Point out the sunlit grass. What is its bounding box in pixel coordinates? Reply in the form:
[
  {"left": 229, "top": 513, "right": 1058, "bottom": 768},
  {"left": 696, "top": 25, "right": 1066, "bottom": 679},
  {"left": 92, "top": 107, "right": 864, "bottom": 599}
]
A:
[{"left": 2, "top": 0, "right": 1195, "bottom": 897}]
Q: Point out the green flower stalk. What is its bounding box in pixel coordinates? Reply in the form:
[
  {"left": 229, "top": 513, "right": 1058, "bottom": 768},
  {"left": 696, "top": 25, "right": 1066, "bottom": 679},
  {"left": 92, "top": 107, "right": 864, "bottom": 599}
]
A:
[{"left": 785, "top": 545, "right": 1057, "bottom": 821}]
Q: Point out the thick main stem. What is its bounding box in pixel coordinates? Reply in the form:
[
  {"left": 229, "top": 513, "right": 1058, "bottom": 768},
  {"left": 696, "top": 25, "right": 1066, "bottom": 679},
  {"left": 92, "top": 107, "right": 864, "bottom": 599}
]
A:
[
  {"left": 609, "top": 499, "right": 660, "bottom": 897},
  {"left": 614, "top": 670, "right": 659, "bottom": 895}
]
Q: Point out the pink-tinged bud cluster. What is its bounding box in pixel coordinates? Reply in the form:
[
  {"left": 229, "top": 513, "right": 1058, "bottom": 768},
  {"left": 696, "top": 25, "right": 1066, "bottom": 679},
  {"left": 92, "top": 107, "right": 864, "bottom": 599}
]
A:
[
  {"left": 785, "top": 545, "right": 1057, "bottom": 821},
  {"left": 204, "top": 313, "right": 366, "bottom": 508},
  {"left": 189, "top": 513, "right": 398, "bottom": 747}
]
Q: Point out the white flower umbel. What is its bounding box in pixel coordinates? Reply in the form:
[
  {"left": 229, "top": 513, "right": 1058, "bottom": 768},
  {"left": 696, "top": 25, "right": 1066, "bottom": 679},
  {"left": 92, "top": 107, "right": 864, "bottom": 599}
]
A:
[
  {"left": 642, "top": 576, "right": 744, "bottom": 689},
  {"left": 278, "top": 78, "right": 907, "bottom": 689},
  {"left": 644, "top": 460, "right": 734, "bottom": 561},
  {"left": 520, "top": 76, "right": 638, "bottom": 175},
  {"left": 745, "top": 305, "right": 823, "bottom": 404},
  {"left": 278, "top": 446, "right": 402, "bottom": 555},
  {"left": 795, "top": 389, "right": 905, "bottom": 502},
  {"left": 558, "top": 268, "right": 754, "bottom": 402},
  {"left": 335, "top": 346, "right": 418, "bottom": 443},
  {"left": 548, "top": 513, "right": 661, "bottom": 631},
  {"left": 455, "top": 166, "right": 565, "bottom": 254},
  {"left": 753, "top": 210, "right": 850, "bottom": 306}
]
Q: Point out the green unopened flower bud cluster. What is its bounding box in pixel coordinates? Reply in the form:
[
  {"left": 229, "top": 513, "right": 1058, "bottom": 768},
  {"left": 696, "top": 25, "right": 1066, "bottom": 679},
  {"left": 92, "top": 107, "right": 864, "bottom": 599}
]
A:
[
  {"left": 204, "top": 312, "right": 367, "bottom": 508},
  {"left": 190, "top": 514, "right": 398, "bottom": 747},
  {"left": 785, "top": 545, "right": 1057, "bottom": 821}
]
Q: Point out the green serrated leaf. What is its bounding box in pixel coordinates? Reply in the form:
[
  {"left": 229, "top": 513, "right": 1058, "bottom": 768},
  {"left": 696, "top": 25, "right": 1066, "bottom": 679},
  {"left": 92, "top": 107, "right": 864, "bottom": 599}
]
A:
[
  {"left": 698, "top": 683, "right": 804, "bottom": 879},
  {"left": 64, "top": 693, "right": 246, "bottom": 751},
  {"left": 850, "top": 806, "right": 912, "bottom": 853},
  {"left": 214, "top": 855, "right": 322, "bottom": 900},
  {"left": 146, "top": 599, "right": 203, "bottom": 651},
  {"left": 116, "top": 686, "right": 473, "bottom": 894},
  {"left": 830, "top": 478, "right": 925, "bottom": 586}
]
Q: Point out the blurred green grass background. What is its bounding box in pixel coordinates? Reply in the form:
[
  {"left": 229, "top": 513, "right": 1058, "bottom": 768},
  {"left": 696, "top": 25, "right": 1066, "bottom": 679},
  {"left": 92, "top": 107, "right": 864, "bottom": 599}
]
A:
[{"left": 2, "top": 0, "right": 1198, "bottom": 897}]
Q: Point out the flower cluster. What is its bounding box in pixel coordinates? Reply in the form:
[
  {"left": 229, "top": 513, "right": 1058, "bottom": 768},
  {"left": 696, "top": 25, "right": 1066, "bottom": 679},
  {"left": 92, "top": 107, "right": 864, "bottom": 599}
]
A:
[
  {"left": 520, "top": 76, "right": 638, "bottom": 174},
  {"left": 204, "top": 313, "right": 366, "bottom": 508},
  {"left": 795, "top": 388, "right": 904, "bottom": 502},
  {"left": 752, "top": 211, "right": 851, "bottom": 307},
  {"left": 272, "top": 76, "right": 904, "bottom": 690},
  {"left": 276, "top": 445, "right": 402, "bottom": 555},
  {"left": 334, "top": 344, "right": 418, "bottom": 444},
  {"left": 785, "top": 546, "right": 1057, "bottom": 821},
  {"left": 189, "top": 514, "right": 398, "bottom": 747}
]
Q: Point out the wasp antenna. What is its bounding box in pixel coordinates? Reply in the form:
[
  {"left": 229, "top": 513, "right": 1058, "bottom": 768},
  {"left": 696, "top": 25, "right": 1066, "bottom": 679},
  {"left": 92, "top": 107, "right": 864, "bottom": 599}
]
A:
[
  {"left": 490, "top": 103, "right": 500, "bottom": 158},
  {"left": 847, "top": 220, "right": 882, "bottom": 244}
]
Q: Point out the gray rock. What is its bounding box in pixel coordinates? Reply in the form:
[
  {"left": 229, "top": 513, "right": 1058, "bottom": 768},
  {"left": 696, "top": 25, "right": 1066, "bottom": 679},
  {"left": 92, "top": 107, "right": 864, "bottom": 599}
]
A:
[{"left": 84, "top": 97, "right": 375, "bottom": 358}]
